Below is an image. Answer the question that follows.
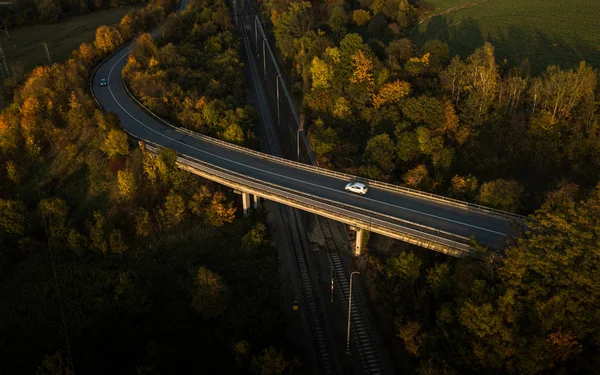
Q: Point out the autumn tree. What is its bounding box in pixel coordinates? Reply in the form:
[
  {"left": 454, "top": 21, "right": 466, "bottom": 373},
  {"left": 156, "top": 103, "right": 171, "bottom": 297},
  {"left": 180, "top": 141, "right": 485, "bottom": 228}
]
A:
[
  {"left": 101, "top": 129, "right": 129, "bottom": 159},
  {"left": 190, "top": 266, "right": 229, "bottom": 318},
  {"left": 205, "top": 191, "right": 236, "bottom": 228},
  {"left": 241, "top": 222, "right": 269, "bottom": 253},
  {"left": 117, "top": 169, "right": 136, "bottom": 200},
  {"left": 160, "top": 191, "right": 186, "bottom": 229},
  {"left": 38, "top": 198, "right": 69, "bottom": 242},
  {"left": 135, "top": 208, "right": 152, "bottom": 237},
  {"left": 351, "top": 9, "right": 371, "bottom": 26},
  {"left": 109, "top": 229, "right": 128, "bottom": 254},
  {"left": 251, "top": 347, "right": 292, "bottom": 375},
  {"left": 94, "top": 25, "right": 123, "bottom": 53},
  {"left": 477, "top": 179, "right": 523, "bottom": 212},
  {"left": 0, "top": 199, "right": 26, "bottom": 237}
]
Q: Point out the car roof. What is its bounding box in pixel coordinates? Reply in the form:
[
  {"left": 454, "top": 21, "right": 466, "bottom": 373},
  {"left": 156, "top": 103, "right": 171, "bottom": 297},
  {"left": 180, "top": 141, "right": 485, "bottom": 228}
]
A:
[{"left": 351, "top": 182, "right": 366, "bottom": 188}]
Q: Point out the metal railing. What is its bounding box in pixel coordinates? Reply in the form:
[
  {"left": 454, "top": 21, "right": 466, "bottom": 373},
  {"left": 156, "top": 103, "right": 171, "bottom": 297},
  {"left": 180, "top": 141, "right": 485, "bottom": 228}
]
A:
[
  {"left": 143, "top": 141, "right": 473, "bottom": 255},
  {"left": 119, "top": 72, "right": 529, "bottom": 225}
]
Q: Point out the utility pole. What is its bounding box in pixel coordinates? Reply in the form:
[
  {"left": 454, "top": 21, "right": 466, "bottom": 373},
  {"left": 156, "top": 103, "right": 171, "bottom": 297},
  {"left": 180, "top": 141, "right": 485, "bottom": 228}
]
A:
[
  {"left": 330, "top": 269, "right": 334, "bottom": 303},
  {"left": 42, "top": 42, "right": 52, "bottom": 65},
  {"left": 0, "top": 44, "right": 10, "bottom": 81},
  {"left": 346, "top": 271, "right": 360, "bottom": 354},
  {"left": 276, "top": 74, "right": 281, "bottom": 129},
  {"left": 297, "top": 127, "right": 303, "bottom": 162}
]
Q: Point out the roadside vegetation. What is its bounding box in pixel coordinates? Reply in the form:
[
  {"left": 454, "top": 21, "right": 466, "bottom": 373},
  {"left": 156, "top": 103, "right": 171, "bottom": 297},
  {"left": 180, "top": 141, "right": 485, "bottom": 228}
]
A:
[
  {"left": 0, "top": 0, "right": 295, "bottom": 373},
  {"left": 0, "top": 5, "right": 142, "bottom": 108},
  {"left": 259, "top": 0, "right": 600, "bottom": 373},
  {"left": 123, "top": 0, "right": 259, "bottom": 147}
]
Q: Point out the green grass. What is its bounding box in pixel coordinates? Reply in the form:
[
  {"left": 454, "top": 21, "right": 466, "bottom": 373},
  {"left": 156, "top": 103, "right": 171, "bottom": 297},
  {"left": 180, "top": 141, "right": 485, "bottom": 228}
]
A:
[
  {"left": 0, "top": 6, "right": 140, "bottom": 107},
  {"left": 421, "top": 0, "right": 477, "bottom": 13},
  {"left": 414, "top": 0, "right": 600, "bottom": 74}
]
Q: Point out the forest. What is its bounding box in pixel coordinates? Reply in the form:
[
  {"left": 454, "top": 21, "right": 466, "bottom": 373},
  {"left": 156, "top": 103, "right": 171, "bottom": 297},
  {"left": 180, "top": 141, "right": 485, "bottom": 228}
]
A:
[
  {"left": 0, "top": 0, "right": 297, "bottom": 373},
  {"left": 257, "top": 0, "right": 600, "bottom": 373}
]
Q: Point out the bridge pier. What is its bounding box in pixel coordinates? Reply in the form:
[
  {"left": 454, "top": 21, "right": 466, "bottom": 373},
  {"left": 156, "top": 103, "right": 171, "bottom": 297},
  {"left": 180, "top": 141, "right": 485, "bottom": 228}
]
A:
[
  {"left": 253, "top": 194, "right": 260, "bottom": 209},
  {"left": 354, "top": 228, "right": 369, "bottom": 256},
  {"left": 242, "top": 192, "right": 251, "bottom": 217}
]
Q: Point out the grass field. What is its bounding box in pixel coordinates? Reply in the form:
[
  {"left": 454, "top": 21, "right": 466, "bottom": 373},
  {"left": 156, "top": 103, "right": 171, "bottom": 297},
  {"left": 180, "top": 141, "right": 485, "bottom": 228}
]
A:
[
  {"left": 414, "top": 0, "right": 600, "bottom": 74},
  {"left": 0, "top": 6, "right": 140, "bottom": 107}
]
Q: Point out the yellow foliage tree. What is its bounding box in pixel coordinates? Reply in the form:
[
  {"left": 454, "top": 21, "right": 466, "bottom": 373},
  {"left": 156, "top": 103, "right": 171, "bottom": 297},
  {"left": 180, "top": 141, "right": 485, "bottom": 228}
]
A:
[
  {"left": 101, "top": 129, "right": 129, "bottom": 159},
  {"left": 372, "top": 80, "right": 411, "bottom": 108},
  {"left": 94, "top": 26, "right": 123, "bottom": 53},
  {"left": 205, "top": 191, "right": 236, "bottom": 227},
  {"left": 350, "top": 50, "right": 374, "bottom": 92},
  {"left": 352, "top": 9, "right": 371, "bottom": 26},
  {"left": 117, "top": 169, "right": 136, "bottom": 200},
  {"left": 310, "top": 56, "right": 332, "bottom": 90}
]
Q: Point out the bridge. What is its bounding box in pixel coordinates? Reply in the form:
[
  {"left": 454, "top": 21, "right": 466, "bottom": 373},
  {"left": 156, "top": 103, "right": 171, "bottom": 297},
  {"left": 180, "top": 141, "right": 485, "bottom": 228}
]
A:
[{"left": 91, "top": 1, "right": 527, "bottom": 258}]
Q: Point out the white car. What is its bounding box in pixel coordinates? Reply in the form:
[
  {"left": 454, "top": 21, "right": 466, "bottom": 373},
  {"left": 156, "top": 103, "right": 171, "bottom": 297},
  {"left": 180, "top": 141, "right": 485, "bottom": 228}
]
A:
[{"left": 345, "top": 182, "right": 368, "bottom": 195}]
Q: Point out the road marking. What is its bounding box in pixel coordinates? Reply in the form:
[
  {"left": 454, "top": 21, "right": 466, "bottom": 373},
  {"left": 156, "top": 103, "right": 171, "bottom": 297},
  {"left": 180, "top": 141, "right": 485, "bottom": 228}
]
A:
[{"left": 102, "top": 46, "right": 507, "bottom": 238}]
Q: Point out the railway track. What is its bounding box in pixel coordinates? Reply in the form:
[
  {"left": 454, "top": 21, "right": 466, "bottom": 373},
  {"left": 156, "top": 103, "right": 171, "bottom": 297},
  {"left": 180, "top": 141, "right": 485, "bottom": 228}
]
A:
[
  {"left": 239, "top": 9, "right": 337, "bottom": 374},
  {"left": 317, "top": 217, "right": 384, "bottom": 375}
]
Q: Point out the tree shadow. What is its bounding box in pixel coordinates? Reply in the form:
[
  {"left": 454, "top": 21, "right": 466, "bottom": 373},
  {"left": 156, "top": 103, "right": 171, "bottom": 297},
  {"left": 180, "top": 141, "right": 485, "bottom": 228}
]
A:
[{"left": 412, "top": 14, "right": 600, "bottom": 75}]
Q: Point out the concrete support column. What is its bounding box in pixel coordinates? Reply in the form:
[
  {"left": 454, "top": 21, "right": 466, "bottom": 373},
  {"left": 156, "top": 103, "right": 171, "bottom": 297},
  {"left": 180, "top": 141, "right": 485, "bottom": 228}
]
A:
[
  {"left": 253, "top": 195, "right": 260, "bottom": 209},
  {"left": 242, "top": 192, "right": 251, "bottom": 217},
  {"left": 354, "top": 228, "right": 369, "bottom": 256}
]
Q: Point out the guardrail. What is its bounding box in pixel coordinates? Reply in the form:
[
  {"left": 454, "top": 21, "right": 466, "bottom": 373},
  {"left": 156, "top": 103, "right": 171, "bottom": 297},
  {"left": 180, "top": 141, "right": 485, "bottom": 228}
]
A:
[
  {"left": 122, "top": 80, "right": 530, "bottom": 224},
  {"left": 142, "top": 140, "right": 474, "bottom": 256}
]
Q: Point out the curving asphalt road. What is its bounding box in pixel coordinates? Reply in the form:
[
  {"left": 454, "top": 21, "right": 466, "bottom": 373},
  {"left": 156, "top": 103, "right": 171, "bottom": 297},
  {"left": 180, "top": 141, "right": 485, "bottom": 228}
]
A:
[{"left": 92, "top": 2, "right": 520, "bottom": 251}]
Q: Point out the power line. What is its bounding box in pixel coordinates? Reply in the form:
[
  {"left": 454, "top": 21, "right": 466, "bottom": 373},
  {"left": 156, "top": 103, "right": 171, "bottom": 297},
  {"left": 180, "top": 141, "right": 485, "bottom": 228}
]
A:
[
  {"left": 0, "top": 44, "right": 10, "bottom": 81},
  {"left": 35, "top": 176, "right": 75, "bottom": 374}
]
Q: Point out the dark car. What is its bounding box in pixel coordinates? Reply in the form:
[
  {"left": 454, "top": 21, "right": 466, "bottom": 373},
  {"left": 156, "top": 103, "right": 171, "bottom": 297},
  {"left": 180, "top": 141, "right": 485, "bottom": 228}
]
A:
[{"left": 100, "top": 78, "right": 107, "bottom": 86}]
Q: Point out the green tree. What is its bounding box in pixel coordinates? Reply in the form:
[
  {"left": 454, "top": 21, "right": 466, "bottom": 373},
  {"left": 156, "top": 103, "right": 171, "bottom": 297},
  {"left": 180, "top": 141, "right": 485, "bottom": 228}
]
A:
[
  {"left": 476, "top": 179, "right": 523, "bottom": 212},
  {"left": 38, "top": 198, "right": 69, "bottom": 242},
  {"left": 109, "top": 229, "right": 128, "bottom": 254},
  {"left": 135, "top": 208, "right": 152, "bottom": 237},
  {"left": 241, "top": 222, "right": 269, "bottom": 252},
  {"left": 190, "top": 266, "right": 229, "bottom": 318},
  {"left": 328, "top": 6, "right": 347, "bottom": 38},
  {"left": 251, "top": 347, "right": 291, "bottom": 375},
  {"left": 36, "top": 351, "right": 71, "bottom": 375},
  {"left": 363, "top": 133, "right": 396, "bottom": 181},
  {"left": 160, "top": 191, "right": 186, "bottom": 229},
  {"left": 90, "top": 211, "right": 107, "bottom": 254},
  {"left": 273, "top": 2, "right": 313, "bottom": 59},
  {"left": 0, "top": 199, "right": 26, "bottom": 237}
]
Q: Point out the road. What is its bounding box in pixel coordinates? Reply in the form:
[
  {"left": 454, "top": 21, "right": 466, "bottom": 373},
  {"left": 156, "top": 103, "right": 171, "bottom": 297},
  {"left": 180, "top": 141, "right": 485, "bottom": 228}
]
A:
[{"left": 91, "top": 3, "right": 521, "bottom": 252}]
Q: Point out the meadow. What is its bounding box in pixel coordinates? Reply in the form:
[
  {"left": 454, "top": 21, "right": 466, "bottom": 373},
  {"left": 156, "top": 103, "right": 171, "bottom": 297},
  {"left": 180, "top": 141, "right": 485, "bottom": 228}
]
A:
[
  {"left": 0, "top": 5, "right": 140, "bottom": 107},
  {"left": 414, "top": 0, "right": 600, "bottom": 74}
]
